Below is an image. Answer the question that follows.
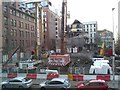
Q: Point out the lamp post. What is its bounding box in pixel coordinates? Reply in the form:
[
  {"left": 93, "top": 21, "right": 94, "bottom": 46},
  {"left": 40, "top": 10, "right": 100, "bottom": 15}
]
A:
[{"left": 112, "top": 8, "right": 115, "bottom": 80}]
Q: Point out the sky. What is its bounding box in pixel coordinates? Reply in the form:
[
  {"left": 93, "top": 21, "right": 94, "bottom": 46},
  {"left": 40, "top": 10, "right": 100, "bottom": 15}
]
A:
[{"left": 49, "top": 0, "right": 120, "bottom": 39}]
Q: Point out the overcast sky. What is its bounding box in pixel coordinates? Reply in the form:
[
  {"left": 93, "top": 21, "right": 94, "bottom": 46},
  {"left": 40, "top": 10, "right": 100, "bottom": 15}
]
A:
[{"left": 50, "top": 0, "right": 119, "bottom": 36}]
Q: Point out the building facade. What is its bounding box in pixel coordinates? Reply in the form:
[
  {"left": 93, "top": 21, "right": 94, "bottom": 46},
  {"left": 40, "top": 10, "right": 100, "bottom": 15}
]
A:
[
  {"left": 97, "top": 29, "right": 113, "bottom": 48},
  {"left": 42, "top": 6, "right": 61, "bottom": 51},
  {"left": 2, "top": 2, "right": 36, "bottom": 63},
  {"left": 66, "top": 19, "right": 89, "bottom": 53},
  {"left": 83, "top": 21, "right": 98, "bottom": 50}
]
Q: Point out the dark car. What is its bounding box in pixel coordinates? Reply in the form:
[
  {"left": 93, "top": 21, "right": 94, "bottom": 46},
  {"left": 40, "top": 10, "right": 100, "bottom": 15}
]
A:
[{"left": 76, "top": 79, "right": 108, "bottom": 90}]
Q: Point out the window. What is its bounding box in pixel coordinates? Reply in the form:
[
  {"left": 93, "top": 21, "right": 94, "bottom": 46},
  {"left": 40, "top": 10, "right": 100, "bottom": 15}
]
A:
[
  {"left": 4, "top": 27, "right": 8, "bottom": 35},
  {"left": 87, "top": 82, "right": 102, "bottom": 86},
  {"left": 19, "top": 21, "right": 21, "bottom": 28},
  {"left": 10, "top": 9, "right": 13, "bottom": 14},
  {"left": 87, "top": 25, "right": 89, "bottom": 28},
  {"left": 72, "top": 24, "right": 77, "bottom": 29},
  {"left": 4, "top": 6, "right": 7, "bottom": 11},
  {"left": 55, "top": 18, "right": 57, "bottom": 21},
  {"left": 28, "top": 24, "right": 29, "bottom": 30},
  {"left": 25, "top": 23, "right": 27, "bottom": 29},
  {"left": 14, "top": 40, "right": 17, "bottom": 47},
  {"left": 14, "top": 20, "right": 17, "bottom": 27},
  {"left": 21, "top": 22, "right": 24, "bottom": 28},
  {"left": 22, "top": 31, "right": 24, "bottom": 37},
  {"left": 56, "top": 27, "right": 57, "bottom": 30},
  {"left": 55, "top": 22, "right": 57, "bottom": 25},
  {"left": 22, "top": 40, "right": 24, "bottom": 47},
  {"left": 11, "top": 40, "right": 14, "bottom": 48},
  {"left": 48, "top": 81, "right": 63, "bottom": 84},
  {"left": 14, "top": 29, "right": 17, "bottom": 36},
  {"left": 13, "top": 10, "right": 16, "bottom": 16},
  {"left": 23, "top": 14, "right": 25, "bottom": 19},
  {"left": 9, "top": 80, "right": 21, "bottom": 82},
  {"left": 16, "top": 11, "right": 19, "bottom": 17},
  {"left": 26, "top": 31, "right": 27, "bottom": 37},
  {"left": 4, "top": 17, "right": 8, "bottom": 25},
  {"left": 11, "top": 29, "right": 14, "bottom": 36}
]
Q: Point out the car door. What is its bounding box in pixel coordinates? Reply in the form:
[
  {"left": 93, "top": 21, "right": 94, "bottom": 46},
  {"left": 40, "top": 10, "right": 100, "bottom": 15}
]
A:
[
  {"left": 46, "top": 81, "right": 64, "bottom": 89},
  {"left": 9, "top": 79, "right": 22, "bottom": 88},
  {"left": 85, "top": 82, "right": 104, "bottom": 90}
]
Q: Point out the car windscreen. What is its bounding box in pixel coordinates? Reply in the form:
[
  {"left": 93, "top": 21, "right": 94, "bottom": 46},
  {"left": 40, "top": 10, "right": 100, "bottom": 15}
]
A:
[{"left": 23, "top": 78, "right": 31, "bottom": 81}]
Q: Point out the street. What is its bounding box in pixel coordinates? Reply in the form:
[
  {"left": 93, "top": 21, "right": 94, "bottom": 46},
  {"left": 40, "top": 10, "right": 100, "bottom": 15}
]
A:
[{"left": 1, "top": 78, "right": 120, "bottom": 90}]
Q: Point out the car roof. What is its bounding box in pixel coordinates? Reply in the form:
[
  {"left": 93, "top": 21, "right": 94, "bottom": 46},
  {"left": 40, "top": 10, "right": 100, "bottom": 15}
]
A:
[
  {"left": 51, "top": 78, "right": 66, "bottom": 83},
  {"left": 89, "top": 79, "right": 105, "bottom": 83},
  {"left": 11, "top": 77, "right": 25, "bottom": 81}
]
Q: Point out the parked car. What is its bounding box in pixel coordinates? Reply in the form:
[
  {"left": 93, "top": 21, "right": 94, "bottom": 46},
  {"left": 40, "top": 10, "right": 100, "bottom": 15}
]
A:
[
  {"left": 39, "top": 78, "right": 71, "bottom": 90},
  {"left": 76, "top": 79, "right": 108, "bottom": 90},
  {"left": 1, "top": 77, "right": 33, "bottom": 89}
]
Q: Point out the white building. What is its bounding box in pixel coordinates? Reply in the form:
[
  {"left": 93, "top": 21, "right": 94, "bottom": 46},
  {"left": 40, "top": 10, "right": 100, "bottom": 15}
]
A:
[{"left": 83, "top": 21, "right": 98, "bottom": 44}]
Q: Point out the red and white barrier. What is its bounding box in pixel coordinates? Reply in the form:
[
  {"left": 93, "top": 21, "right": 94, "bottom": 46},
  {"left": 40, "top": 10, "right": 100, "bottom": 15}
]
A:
[
  {"left": 7, "top": 73, "right": 17, "bottom": 78},
  {"left": 2, "top": 73, "right": 119, "bottom": 81},
  {"left": 26, "top": 74, "right": 37, "bottom": 79},
  {"left": 96, "top": 75, "right": 110, "bottom": 81},
  {"left": 46, "top": 73, "right": 59, "bottom": 80}
]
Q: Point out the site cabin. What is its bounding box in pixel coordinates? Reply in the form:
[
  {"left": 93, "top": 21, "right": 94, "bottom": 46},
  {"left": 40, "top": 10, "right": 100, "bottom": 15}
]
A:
[
  {"left": 19, "top": 59, "right": 41, "bottom": 69},
  {"left": 89, "top": 60, "right": 112, "bottom": 74},
  {"left": 48, "top": 54, "right": 71, "bottom": 66}
]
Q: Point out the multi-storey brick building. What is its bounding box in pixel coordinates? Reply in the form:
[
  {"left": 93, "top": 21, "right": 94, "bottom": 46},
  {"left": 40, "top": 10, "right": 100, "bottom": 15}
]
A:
[
  {"left": 42, "top": 3, "right": 61, "bottom": 52},
  {"left": 2, "top": 2, "right": 36, "bottom": 63}
]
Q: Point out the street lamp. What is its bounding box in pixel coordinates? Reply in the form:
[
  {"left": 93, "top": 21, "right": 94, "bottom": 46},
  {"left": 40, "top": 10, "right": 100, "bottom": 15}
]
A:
[{"left": 112, "top": 8, "right": 115, "bottom": 80}]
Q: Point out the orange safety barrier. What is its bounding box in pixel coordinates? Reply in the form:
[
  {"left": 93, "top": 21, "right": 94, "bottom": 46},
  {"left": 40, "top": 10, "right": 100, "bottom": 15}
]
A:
[
  {"left": 8, "top": 73, "right": 17, "bottom": 78},
  {"left": 26, "top": 74, "right": 37, "bottom": 79},
  {"left": 96, "top": 75, "right": 110, "bottom": 81},
  {"left": 73, "top": 74, "right": 83, "bottom": 81},
  {"left": 47, "top": 73, "right": 59, "bottom": 80}
]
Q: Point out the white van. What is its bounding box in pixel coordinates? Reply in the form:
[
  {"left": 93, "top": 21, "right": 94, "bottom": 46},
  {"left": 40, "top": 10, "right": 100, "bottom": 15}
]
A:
[
  {"left": 89, "top": 60, "right": 112, "bottom": 74},
  {"left": 45, "top": 69, "right": 59, "bottom": 74},
  {"left": 39, "top": 69, "right": 58, "bottom": 74}
]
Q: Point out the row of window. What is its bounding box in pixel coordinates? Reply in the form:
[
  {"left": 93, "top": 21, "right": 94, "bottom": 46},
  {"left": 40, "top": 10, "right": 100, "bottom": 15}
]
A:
[
  {"left": 3, "top": 27, "right": 35, "bottom": 38},
  {"left": 19, "top": 30, "right": 35, "bottom": 38},
  {"left": 70, "top": 24, "right": 96, "bottom": 29},
  {"left": 4, "top": 6, "right": 35, "bottom": 23},
  {"left": 84, "top": 24, "right": 96, "bottom": 28},
  {"left": 11, "top": 39, "right": 35, "bottom": 48},
  {"left": 4, "top": 17, "right": 35, "bottom": 31},
  {"left": 83, "top": 28, "right": 96, "bottom": 32}
]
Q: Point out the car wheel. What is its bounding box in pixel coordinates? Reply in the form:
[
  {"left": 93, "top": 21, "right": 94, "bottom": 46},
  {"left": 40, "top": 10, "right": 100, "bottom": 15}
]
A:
[
  {"left": 41, "top": 87, "right": 46, "bottom": 90},
  {"left": 19, "top": 86, "right": 24, "bottom": 89},
  {"left": 93, "top": 70, "right": 95, "bottom": 74},
  {"left": 2, "top": 85, "right": 6, "bottom": 89},
  {"left": 107, "top": 69, "right": 110, "bottom": 74},
  {"left": 60, "top": 88, "right": 65, "bottom": 90}
]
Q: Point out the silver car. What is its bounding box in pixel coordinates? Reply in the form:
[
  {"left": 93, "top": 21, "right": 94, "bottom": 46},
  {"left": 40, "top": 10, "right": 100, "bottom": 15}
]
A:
[
  {"left": 39, "top": 78, "right": 71, "bottom": 90},
  {"left": 1, "top": 77, "right": 33, "bottom": 89}
]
